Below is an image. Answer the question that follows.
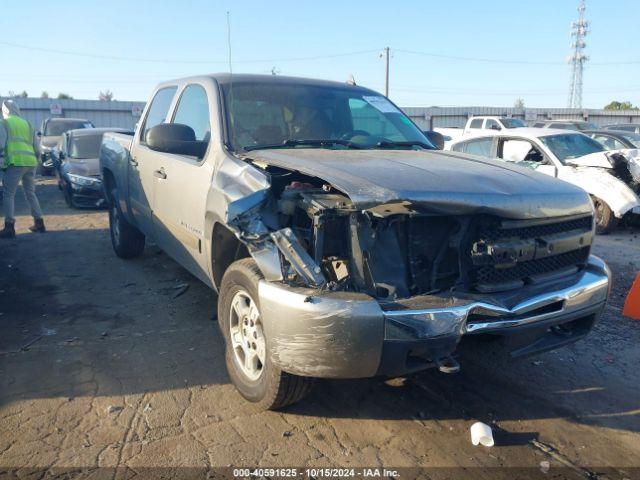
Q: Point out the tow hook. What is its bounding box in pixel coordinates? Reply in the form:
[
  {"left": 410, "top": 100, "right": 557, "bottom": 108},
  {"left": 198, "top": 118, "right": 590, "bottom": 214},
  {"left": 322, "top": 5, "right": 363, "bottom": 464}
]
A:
[{"left": 437, "top": 356, "right": 460, "bottom": 374}]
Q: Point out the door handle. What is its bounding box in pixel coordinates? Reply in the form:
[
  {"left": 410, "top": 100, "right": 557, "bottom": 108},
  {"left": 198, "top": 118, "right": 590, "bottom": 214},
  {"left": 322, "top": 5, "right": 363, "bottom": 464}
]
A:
[{"left": 153, "top": 168, "right": 167, "bottom": 180}]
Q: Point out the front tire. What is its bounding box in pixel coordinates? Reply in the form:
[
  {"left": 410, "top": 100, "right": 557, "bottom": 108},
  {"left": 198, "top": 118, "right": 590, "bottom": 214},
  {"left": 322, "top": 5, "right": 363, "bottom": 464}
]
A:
[
  {"left": 218, "top": 258, "right": 314, "bottom": 410},
  {"left": 108, "top": 189, "right": 145, "bottom": 258},
  {"left": 63, "top": 185, "right": 75, "bottom": 208},
  {"left": 592, "top": 196, "right": 618, "bottom": 234}
]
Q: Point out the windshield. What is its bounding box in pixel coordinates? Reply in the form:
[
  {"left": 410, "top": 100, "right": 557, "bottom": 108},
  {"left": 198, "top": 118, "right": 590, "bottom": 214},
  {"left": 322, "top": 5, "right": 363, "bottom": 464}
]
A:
[
  {"left": 501, "top": 118, "right": 525, "bottom": 128},
  {"left": 69, "top": 133, "right": 104, "bottom": 158},
  {"left": 575, "top": 122, "right": 597, "bottom": 131},
  {"left": 45, "top": 120, "right": 94, "bottom": 136},
  {"left": 221, "top": 82, "right": 433, "bottom": 151},
  {"left": 539, "top": 133, "right": 604, "bottom": 162},
  {"left": 620, "top": 133, "right": 640, "bottom": 148}
]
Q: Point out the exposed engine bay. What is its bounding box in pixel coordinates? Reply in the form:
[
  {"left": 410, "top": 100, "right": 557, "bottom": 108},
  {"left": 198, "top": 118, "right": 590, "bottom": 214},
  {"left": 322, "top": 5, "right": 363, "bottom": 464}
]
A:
[{"left": 238, "top": 164, "right": 595, "bottom": 301}]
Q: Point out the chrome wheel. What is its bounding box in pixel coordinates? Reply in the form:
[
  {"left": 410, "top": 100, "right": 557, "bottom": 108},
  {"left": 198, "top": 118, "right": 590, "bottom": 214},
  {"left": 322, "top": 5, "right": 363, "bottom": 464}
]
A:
[{"left": 229, "top": 290, "right": 265, "bottom": 381}]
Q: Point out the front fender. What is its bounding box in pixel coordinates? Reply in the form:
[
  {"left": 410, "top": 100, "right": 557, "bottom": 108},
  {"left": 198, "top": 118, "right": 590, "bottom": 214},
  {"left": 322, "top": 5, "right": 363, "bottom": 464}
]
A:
[{"left": 560, "top": 167, "right": 640, "bottom": 218}]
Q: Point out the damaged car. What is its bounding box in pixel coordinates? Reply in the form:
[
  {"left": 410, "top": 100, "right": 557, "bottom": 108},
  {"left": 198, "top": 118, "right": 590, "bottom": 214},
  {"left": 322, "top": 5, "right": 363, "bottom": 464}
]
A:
[
  {"left": 449, "top": 128, "right": 640, "bottom": 233},
  {"left": 100, "top": 75, "right": 611, "bottom": 409}
]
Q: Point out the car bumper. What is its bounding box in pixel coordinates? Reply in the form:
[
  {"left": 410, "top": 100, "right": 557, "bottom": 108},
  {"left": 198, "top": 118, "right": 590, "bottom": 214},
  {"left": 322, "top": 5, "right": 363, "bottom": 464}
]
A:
[
  {"left": 40, "top": 152, "right": 54, "bottom": 168},
  {"left": 258, "top": 255, "right": 610, "bottom": 378},
  {"left": 67, "top": 180, "right": 106, "bottom": 208}
]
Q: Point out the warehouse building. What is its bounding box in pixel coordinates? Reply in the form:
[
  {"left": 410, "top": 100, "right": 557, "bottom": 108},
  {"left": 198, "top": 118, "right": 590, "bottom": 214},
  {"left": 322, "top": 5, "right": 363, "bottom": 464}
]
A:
[{"left": 0, "top": 97, "right": 146, "bottom": 132}]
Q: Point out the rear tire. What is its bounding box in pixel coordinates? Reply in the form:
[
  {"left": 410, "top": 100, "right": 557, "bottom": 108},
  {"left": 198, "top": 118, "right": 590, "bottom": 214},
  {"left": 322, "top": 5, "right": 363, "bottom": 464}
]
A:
[
  {"left": 218, "top": 258, "right": 314, "bottom": 410},
  {"left": 592, "top": 196, "right": 618, "bottom": 234},
  {"left": 108, "top": 189, "right": 145, "bottom": 258}
]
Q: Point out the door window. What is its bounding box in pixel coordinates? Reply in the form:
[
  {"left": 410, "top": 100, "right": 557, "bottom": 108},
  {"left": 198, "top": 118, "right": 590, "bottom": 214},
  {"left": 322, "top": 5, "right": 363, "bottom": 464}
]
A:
[
  {"left": 173, "top": 85, "right": 211, "bottom": 142},
  {"left": 464, "top": 138, "right": 493, "bottom": 157},
  {"left": 485, "top": 119, "right": 501, "bottom": 130},
  {"left": 591, "top": 134, "right": 625, "bottom": 150},
  {"left": 140, "top": 86, "right": 178, "bottom": 142},
  {"left": 469, "top": 118, "right": 483, "bottom": 129},
  {"left": 500, "top": 139, "right": 545, "bottom": 163}
]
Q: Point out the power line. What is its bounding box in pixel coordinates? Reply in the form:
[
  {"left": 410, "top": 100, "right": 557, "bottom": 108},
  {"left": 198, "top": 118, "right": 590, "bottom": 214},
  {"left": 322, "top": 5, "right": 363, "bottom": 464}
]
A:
[
  {"left": 0, "top": 41, "right": 378, "bottom": 64},
  {"left": 395, "top": 47, "right": 640, "bottom": 67}
]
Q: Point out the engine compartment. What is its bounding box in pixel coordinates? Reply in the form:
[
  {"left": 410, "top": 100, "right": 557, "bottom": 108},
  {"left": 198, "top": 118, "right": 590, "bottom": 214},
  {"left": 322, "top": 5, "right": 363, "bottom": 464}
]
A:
[{"left": 260, "top": 167, "right": 595, "bottom": 300}]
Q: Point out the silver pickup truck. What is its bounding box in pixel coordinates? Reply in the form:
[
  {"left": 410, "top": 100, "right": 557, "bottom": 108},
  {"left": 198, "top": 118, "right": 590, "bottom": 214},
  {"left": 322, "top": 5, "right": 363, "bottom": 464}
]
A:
[{"left": 100, "top": 74, "right": 611, "bottom": 410}]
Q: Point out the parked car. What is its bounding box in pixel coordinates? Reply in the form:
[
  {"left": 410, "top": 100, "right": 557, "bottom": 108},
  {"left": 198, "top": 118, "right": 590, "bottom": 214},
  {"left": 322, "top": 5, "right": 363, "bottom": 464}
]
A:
[
  {"left": 100, "top": 74, "right": 610, "bottom": 410},
  {"left": 601, "top": 123, "right": 640, "bottom": 134},
  {"left": 448, "top": 128, "right": 640, "bottom": 233},
  {"left": 435, "top": 116, "right": 526, "bottom": 147},
  {"left": 36, "top": 117, "right": 94, "bottom": 175},
  {"left": 53, "top": 127, "right": 132, "bottom": 208},
  {"left": 584, "top": 129, "right": 640, "bottom": 150},
  {"left": 531, "top": 120, "right": 597, "bottom": 131}
]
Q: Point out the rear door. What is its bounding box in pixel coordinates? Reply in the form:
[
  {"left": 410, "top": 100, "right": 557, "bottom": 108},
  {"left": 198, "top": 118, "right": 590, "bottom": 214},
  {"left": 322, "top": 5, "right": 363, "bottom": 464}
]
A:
[
  {"left": 128, "top": 86, "right": 178, "bottom": 238},
  {"left": 152, "top": 83, "right": 214, "bottom": 280}
]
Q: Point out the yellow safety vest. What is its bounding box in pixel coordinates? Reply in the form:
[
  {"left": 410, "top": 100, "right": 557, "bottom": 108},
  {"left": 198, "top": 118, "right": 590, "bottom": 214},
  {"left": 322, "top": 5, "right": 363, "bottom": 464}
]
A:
[{"left": 3, "top": 115, "right": 37, "bottom": 168}]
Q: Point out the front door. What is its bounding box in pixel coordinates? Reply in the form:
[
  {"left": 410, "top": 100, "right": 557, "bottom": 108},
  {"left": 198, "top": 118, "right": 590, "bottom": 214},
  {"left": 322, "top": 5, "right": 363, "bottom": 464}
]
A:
[
  {"left": 152, "top": 84, "right": 213, "bottom": 282},
  {"left": 128, "top": 86, "right": 178, "bottom": 238}
]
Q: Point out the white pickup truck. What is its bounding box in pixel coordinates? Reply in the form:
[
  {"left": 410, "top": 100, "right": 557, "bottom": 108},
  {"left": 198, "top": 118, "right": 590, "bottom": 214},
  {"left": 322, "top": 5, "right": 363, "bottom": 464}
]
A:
[
  {"left": 435, "top": 116, "right": 526, "bottom": 147},
  {"left": 99, "top": 74, "right": 610, "bottom": 409}
]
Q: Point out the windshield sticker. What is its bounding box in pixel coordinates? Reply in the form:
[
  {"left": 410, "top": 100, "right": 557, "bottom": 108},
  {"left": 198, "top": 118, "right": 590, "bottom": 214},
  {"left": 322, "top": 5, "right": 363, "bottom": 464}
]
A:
[{"left": 363, "top": 96, "right": 399, "bottom": 114}]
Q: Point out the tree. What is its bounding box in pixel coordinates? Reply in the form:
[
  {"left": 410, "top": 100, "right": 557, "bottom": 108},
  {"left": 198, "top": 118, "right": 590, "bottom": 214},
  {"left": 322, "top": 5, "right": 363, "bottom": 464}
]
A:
[
  {"left": 18, "top": 91, "right": 28, "bottom": 98},
  {"left": 99, "top": 90, "right": 114, "bottom": 101},
  {"left": 514, "top": 98, "right": 525, "bottom": 109},
  {"left": 40, "top": 91, "right": 49, "bottom": 99},
  {"left": 604, "top": 100, "right": 637, "bottom": 110},
  {"left": 57, "top": 92, "right": 73, "bottom": 100}
]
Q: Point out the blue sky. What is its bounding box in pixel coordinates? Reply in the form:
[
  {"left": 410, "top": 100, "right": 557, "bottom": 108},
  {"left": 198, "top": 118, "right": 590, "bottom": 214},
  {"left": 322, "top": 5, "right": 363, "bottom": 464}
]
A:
[{"left": 1, "top": 0, "right": 639, "bottom": 107}]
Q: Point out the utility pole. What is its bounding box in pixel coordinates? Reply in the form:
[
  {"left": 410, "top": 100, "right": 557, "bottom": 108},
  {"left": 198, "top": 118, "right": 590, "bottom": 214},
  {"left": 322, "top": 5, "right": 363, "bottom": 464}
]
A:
[
  {"left": 383, "top": 47, "right": 390, "bottom": 97},
  {"left": 567, "top": 0, "right": 589, "bottom": 108}
]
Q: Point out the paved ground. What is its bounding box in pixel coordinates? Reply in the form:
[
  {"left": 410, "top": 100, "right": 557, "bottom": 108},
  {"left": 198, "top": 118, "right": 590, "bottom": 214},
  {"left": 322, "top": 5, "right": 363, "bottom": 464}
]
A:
[{"left": 0, "top": 179, "right": 639, "bottom": 479}]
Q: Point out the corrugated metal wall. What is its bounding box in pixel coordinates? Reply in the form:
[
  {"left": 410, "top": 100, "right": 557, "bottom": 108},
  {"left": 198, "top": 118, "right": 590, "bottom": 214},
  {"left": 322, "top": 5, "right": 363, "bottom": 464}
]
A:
[
  {"left": 0, "top": 97, "right": 146, "bottom": 131},
  {"left": 401, "top": 106, "right": 640, "bottom": 130}
]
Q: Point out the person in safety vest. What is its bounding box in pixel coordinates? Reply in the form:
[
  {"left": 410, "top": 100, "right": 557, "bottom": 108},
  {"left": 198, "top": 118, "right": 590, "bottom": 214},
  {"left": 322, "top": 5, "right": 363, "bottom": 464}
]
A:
[{"left": 0, "top": 100, "right": 45, "bottom": 239}]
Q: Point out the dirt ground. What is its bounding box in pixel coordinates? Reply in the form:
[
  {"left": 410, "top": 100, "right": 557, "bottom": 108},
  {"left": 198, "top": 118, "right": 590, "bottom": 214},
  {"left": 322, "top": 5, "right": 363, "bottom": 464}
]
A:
[{"left": 0, "top": 178, "right": 639, "bottom": 479}]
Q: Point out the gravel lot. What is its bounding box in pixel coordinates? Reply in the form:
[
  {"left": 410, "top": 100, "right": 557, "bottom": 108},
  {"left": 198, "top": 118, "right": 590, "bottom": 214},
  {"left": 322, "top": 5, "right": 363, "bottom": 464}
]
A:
[{"left": 1, "top": 179, "right": 639, "bottom": 479}]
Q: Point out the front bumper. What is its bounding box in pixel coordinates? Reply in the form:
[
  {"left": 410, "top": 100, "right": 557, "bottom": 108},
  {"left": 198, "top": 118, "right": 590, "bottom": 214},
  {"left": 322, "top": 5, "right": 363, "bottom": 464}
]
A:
[
  {"left": 258, "top": 255, "right": 610, "bottom": 378},
  {"left": 40, "top": 152, "right": 54, "bottom": 168},
  {"left": 66, "top": 179, "right": 106, "bottom": 208}
]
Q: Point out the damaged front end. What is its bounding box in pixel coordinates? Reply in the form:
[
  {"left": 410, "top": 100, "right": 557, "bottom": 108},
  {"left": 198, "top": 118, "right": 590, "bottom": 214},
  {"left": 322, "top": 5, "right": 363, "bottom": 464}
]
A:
[
  {"left": 608, "top": 149, "right": 640, "bottom": 193},
  {"left": 223, "top": 160, "right": 610, "bottom": 379}
]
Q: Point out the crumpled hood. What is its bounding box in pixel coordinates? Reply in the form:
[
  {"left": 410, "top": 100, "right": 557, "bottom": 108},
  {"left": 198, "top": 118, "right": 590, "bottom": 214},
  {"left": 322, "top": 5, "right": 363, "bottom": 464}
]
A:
[
  {"left": 248, "top": 149, "right": 592, "bottom": 219},
  {"left": 565, "top": 151, "right": 613, "bottom": 169},
  {"left": 62, "top": 157, "right": 100, "bottom": 177}
]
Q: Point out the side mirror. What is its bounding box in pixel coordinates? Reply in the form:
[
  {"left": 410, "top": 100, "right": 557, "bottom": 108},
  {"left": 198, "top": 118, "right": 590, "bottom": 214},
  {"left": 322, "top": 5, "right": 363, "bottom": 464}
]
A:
[
  {"left": 36, "top": 131, "right": 42, "bottom": 137},
  {"left": 422, "top": 130, "right": 445, "bottom": 150},
  {"left": 59, "top": 151, "right": 65, "bottom": 160},
  {"left": 146, "top": 123, "right": 208, "bottom": 158}
]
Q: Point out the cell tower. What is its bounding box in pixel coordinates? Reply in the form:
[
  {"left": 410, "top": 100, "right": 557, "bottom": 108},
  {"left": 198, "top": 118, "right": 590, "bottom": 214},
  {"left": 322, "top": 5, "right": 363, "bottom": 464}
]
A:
[{"left": 567, "top": 0, "right": 589, "bottom": 108}]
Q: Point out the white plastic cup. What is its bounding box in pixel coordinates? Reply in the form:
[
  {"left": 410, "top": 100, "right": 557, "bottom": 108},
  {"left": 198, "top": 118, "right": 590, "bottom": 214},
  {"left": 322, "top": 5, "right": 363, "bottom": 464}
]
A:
[{"left": 470, "top": 422, "right": 494, "bottom": 447}]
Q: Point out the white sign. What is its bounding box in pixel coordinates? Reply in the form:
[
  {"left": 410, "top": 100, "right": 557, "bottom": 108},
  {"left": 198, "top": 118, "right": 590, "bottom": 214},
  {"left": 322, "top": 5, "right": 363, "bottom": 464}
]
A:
[
  {"left": 524, "top": 109, "right": 537, "bottom": 122},
  {"left": 131, "top": 105, "right": 143, "bottom": 117},
  {"left": 49, "top": 103, "right": 62, "bottom": 115}
]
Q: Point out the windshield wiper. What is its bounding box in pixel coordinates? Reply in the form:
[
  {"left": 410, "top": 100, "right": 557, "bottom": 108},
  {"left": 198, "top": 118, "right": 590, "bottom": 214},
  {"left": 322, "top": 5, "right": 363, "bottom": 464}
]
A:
[
  {"left": 373, "top": 140, "right": 434, "bottom": 150},
  {"left": 243, "top": 139, "right": 364, "bottom": 152}
]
